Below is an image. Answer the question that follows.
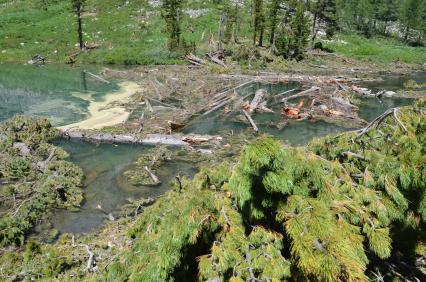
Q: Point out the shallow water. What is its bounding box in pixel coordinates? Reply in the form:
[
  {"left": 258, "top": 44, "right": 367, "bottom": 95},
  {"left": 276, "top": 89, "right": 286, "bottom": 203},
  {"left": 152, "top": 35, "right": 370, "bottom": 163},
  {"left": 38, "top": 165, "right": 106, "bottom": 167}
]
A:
[
  {"left": 361, "top": 72, "right": 426, "bottom": 92},
  {"left": 0, "top": 64, "right": 119, "bottom": 126},
  {"left": 51, "top": 140, "right": 197, "bottom": 233},
  {"left": 184, "top": 81, "right": 414, "bottom": 145},
  {"left": 1, "top": 66, "right": 422, "bottom": 234}
]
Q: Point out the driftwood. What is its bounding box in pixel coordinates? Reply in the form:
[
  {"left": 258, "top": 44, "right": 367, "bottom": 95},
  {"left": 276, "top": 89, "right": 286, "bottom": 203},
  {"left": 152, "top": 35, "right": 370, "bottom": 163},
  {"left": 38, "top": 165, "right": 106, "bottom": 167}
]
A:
[
  {"left": 356, "top": 108, "right": 407, "bottom": 138},
  {"left": 186, "top": 53, "right": 206, "bottom": 66},
  {"left": 249, "top": 89, "right": 266, "bottom": 113},
  {"left": 281, "top": 86, "right": 321, "bottom": 102},
  {"left": 273, "top": 88, "right": 299, "bottom": 100},
  {"left": 71, "top": 236, "right": 97, "bottom": 272},
  {"left": 242, "top": 109, "right": 259, "bottom": 132},
  {"left": 207, "top": 52, "right": 227, "bottom": 68},
  {"left": 36, "top": 148, "right": 56, "bottom": 172},
  {"left": 144, "top": 166, "right": 160, "bottom": 184},
  {"left": 59, "top": 130, "right": 222, "bottom": 147},
  {"left": 83, "top": 70, "right": 110, "bottom": 84},
  {"left": 349, "top": 85, "right": 374, "bottom": 97}
]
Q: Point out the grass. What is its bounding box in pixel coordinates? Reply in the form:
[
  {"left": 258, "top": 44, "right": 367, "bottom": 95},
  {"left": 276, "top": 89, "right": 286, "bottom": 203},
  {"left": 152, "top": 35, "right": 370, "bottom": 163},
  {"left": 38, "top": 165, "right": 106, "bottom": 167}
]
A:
[
  {"left": 0, "top": 0, "right": 232, "bottom": 65},
  {"left": 0, "top": 0, "right": 425, "bottom": 67},
  {"left": 323, "top": 33, "right": 426, "bottom": 65}
]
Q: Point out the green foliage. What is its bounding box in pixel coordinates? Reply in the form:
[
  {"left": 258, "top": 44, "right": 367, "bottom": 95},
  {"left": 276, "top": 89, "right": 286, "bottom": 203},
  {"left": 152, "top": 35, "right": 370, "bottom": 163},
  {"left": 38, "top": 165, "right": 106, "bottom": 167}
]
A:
[
  {"left": 253, "top": 0, "right": 266, "bottom": 46},
  {"left": 0, "top": 116, "right": 84, "bottom": 247},
  {"left": 108, "top": 181, "right": 220, "bottom": 281},
  {"left": 276, "top": 2, "right": 310, "bottom": 60},
  {"left": 161, "top": 0, "right": 185, "bottom": 51},
  {"left": 1, "top": 102, "right": 425, "bottom": 281}
]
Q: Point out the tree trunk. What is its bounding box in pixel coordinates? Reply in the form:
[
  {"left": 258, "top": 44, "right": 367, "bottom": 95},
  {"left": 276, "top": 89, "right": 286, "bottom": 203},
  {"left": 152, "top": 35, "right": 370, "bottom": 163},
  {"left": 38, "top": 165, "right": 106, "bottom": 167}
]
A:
[
  {"left": 77, "top": 8, "right": 83, "bottom": 50},
  {"left": 258, "top": 27, "right": 264, "bottom": 47},
  {"left": 311, "top": 12, "right": 318, "bottom": 44},
  {"left": 404, "top": 26, "right": 410, "bottom": 42}
]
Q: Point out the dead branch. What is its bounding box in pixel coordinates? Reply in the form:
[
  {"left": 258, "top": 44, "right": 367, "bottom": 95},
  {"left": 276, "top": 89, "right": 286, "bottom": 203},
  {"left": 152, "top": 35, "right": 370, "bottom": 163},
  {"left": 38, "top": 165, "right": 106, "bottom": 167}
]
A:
[
  {"left": 71, "top": 236, "right": 96, "bottom": 272},
  {"left": 202, "top": 97, "right": 234, "bottom": 116},
  {"left": 221, "top": 207, "right": 232, "bottom": 226},
  {"left": 144, "top": 166, "right": 160, "bottom": 184},
  {"left": 245, "top": 245, "right": 258, "bottom": 282},
  {"left": 357, "top": 108, "right": 406, "bottom": 137},
  {"left": 242, "top": 110, "right": 259, "bottom": 132},
  {"left": 393, "top": 108, "right": 408, "bottom": 133}
]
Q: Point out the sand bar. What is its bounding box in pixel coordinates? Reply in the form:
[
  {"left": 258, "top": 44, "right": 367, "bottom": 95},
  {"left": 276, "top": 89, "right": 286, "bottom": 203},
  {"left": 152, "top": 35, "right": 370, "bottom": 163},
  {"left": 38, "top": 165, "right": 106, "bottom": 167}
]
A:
[{"left": 59, "top": 81, "right": 140, "bottom": 130}]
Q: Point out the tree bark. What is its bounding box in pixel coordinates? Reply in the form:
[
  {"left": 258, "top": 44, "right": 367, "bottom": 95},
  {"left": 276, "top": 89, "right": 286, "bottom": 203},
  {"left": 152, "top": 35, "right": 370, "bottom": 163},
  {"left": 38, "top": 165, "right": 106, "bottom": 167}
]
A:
[{"left": 77, "top": 7, "right": 83, "bottom": 50}]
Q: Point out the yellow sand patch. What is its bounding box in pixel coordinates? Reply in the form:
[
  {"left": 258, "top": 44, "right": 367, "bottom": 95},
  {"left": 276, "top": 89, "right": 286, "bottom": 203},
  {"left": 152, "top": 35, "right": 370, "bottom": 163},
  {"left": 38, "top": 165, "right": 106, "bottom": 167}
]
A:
[{"left": 59, "top": 81, "right": 140, "bottom": 130}]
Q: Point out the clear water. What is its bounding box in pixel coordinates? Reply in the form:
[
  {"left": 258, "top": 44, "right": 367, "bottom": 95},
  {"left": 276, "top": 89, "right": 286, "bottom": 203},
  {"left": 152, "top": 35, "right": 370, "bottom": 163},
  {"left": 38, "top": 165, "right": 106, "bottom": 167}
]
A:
[
  {"left": 184, "top": 81, "right": 405, "bottom": 146},
  {"left": 0, "top": 64, "right": 119, "bottom": 126},
  {"left": 51, "top": 140, "right": 197, "bottom": 234},
  {"left": 360, "top": 72, "right": 426, "bottom": 92},
  {"left": 1, "top": 65, "right": 422, "bottom": 233}
]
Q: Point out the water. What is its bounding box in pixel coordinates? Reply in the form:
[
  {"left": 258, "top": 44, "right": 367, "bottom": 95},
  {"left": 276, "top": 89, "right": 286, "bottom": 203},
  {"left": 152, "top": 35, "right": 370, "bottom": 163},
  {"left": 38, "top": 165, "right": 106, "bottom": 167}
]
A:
[
  {"left": 1, "top": 65, "right": 422, "bottom": 233},
  {"left": 0, "top": 64, "right": 119, "bottom": 126},
  {"left": 185, "top": 81, "right": 346, "bottom": 146},
  {"left": 361, "top": 72, "right": 426, "bottom": 92},
  {"left": 51, "top": 140, "right": 197, "bottom": 233}
]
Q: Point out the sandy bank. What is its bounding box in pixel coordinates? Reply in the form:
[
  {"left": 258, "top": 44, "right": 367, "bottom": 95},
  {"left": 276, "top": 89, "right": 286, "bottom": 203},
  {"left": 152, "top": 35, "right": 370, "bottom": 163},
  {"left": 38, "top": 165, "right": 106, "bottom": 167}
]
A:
[{"left": 59, "top": 81, "right": 140, "bottom": 130}]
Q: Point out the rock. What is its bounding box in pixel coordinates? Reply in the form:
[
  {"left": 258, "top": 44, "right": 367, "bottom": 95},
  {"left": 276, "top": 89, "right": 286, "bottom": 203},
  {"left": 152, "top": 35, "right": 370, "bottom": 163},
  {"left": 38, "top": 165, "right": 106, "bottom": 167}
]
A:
[
  {"left": 0, "top": 133, "right": 7, "bottom": 141},
  {"left": 13, "top": 142, "right": 31, "bottom": 156},
  {"left": 319, "top": 105, "right": 328, "bottom": 111}
]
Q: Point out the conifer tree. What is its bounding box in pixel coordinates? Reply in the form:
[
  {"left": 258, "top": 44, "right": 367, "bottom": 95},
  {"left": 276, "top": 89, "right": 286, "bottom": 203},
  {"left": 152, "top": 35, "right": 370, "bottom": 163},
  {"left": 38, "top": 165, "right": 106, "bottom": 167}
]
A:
[
  {"left": 400, "top": 0, "right": 423, "bottom": 42},
  {"left": 289, "top": 2, "right": 310, "bottom": 60},
  {"left": 375, "top": 0, "right": 400, "bottom": 34},
  {"left": 161, "top": 0, "right": 184, "bottom": 51},
  {"left": 253, "top": 0, "right": 265, "bottom": 46},
  {"left": 70, "top": 0, "right": 86, "bottom": 50},
  {"left": 268, "top": 0, "right": 281, "bottom": 46},
  {"left": 310, "top": 0, "right": 338, "bottom": 42}
]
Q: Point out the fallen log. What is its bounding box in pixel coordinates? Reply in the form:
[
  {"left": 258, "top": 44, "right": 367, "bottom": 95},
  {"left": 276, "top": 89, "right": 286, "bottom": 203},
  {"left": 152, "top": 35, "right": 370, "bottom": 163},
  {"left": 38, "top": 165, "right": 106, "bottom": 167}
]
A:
[
  {"left": 202, "top": 97, "right": 234, "bottom": 116},
  {"left": 249, "top": 89, "right": 267, "bottom": 113},
  {"left": 83, "top": 70, "right": 110, "bottom": 84},
  {"left": 207, "top": 53, "right": 227, "bottom": 68},
  {"left": 213, "top": 80, "right": 255, "bottom": 100},
  {"left": 273, "top": 88, "right": 299, "bottom": 100},
  {"left": 59, "top": 130, "right": 222, "bottom": 147},
  {"left": 186, "top": 53, "right": 206, "bottom": 65},
  {"left": 242, "top": 109, "right": 259, "bottom": 132},
  {"left": 349, "top": 85, "right": 374, "bottom": 97},
  {"left": 281, "top": 86, "right": 321, "bottom": 102},
  {"left": 144, "top": 166, "right": 160, "bottom": 184}
]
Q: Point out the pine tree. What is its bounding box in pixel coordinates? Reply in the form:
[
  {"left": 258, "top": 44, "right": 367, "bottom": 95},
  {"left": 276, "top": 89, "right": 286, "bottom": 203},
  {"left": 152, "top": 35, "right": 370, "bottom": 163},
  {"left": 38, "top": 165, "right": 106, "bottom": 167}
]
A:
[
  {"left": 289, "top": 2, "right": 310, "bottom": 60},
  {"left": 311, "top": 0, "right": 338, "bottom": 42},
  {"left": 268, "top": 0, "right": 281, "bottom": 46},
  {"left": 375, "top": 0, "right": 400, "bottom": 34},
  {"left": 253, "top": 0, "right": 265, "bottom": 46},
  {"left": 161, "top": 0, "right": 184, "bottom": 51},
  {"left": 400, "top": 0, "right": 423, "bottom": 42},
  {"left": 70, "top": 0, "right": 86, "bottom": 50}
]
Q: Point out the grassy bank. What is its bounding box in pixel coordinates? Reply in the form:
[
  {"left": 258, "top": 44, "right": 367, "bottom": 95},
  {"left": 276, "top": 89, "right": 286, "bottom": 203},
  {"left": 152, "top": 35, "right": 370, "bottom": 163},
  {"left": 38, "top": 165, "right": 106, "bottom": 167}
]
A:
[
  {"left": 323, "top": 34, "right": 426, "bottom": 65},
  {"left": 0, "top": 0, "right": 425, "bottom": 68}
]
